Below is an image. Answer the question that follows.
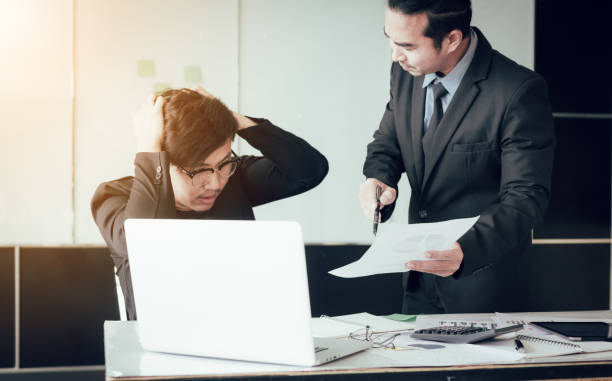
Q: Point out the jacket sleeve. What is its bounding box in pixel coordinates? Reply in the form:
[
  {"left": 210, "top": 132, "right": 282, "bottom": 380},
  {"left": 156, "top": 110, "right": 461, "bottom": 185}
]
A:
[
  {"left": 363, "top": 63, "right": 406, "bottom": 221},
  {"left": 91, "top": 151, "right": 177, "bottom": 258},
  {"left": 91, "top": 151, "right": 177, "bottom": 320},
  {"left": 456, "top": 75, "right": 555, "bottom": 278},
  {"left": 236, "top": 118, "right": 329, "bottom": 207}
]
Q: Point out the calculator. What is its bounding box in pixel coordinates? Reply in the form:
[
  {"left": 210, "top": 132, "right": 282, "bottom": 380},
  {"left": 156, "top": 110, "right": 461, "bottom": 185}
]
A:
[{"left": 410, "top": 324, "right": 524, "bottom": 344}]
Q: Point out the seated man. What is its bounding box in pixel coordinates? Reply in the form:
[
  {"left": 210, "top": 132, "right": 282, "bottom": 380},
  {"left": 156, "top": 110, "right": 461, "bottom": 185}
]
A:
[{"left": 92, "top": 87, "right": 328, "bottom": 320}]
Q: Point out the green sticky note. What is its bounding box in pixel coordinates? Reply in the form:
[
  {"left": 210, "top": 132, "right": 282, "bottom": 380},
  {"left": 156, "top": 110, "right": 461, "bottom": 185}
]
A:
[
  {"left": 184, "top": 66, "right": 202, "bottom": 82},
  {"left": 384, "top": 313, "right": 417, "bottom": 322},
  {"left": 137, "top": 60, "right": 155, "bottom": 77},
  {"left": 153, "top": 82, "right": 172, "bottom": 94}
]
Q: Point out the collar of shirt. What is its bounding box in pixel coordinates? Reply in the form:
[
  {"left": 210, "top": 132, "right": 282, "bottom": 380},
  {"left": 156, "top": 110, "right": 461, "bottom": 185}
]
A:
[{"left": 422, "top": 28, "right": 478, "bottom": 96}]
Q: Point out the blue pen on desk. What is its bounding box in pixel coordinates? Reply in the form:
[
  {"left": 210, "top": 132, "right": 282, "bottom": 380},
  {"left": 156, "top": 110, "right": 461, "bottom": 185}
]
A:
[{"left": 373, "top": 186, "right": 382, "bottom": 236}]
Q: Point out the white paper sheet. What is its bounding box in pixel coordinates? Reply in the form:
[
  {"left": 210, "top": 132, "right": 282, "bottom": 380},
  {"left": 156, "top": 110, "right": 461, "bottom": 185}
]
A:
[
  {"left": 311, "top": 312, "right": 415, "bottom": 338},
  {"left": 371, "top": 333, "right": 524, "bottom": 366},
  {"left": 329, "top": 216, "right": 479, "bottom": 278},
  {"left": 493, "top": 312, "right": 612, "bottom": 354}
]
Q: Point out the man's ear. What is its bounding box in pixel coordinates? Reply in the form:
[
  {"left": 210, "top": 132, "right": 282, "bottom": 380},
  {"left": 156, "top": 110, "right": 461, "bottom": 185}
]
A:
[{"left": 446, "top": 29, "right": 464, "bottom": 53}]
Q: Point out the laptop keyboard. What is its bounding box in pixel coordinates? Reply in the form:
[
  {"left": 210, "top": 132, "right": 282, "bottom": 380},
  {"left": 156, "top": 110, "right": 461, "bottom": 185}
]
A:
[{"left": 314, "top": 346, "right": 328, "bottom": 353}]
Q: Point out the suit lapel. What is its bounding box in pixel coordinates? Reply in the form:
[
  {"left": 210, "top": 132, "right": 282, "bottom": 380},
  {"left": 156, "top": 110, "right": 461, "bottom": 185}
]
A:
[
  {"left": 410, "top": 76, "right": 426, "bottom": 188},
  {"left": 421, "top": 27, "right": 492, "bottom": 191},
  {"left": 421, "top": 82, "right": 480, "bottom": 189}
]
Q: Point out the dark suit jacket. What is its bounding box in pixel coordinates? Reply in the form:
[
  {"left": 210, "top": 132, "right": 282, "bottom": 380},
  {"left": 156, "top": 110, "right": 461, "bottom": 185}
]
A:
[
  {"left": 363, "top": 28, "right": 555, "bottom": 313},
  {"left": 91, "top": 119, "right": 328, "bottom": 320}
]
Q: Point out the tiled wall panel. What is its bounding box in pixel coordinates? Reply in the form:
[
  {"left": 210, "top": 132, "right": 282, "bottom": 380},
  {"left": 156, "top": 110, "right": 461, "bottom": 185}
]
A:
[
  {"left": 535, "top": 0, "right": 612, "bottom": 113},
  {"left": 0, "top": 248, "right": 14, "bottom": 368},
  {"left": 524, "top": 244, "right": 610, "bottom": 311},
  {"left": 305, "top": 245, "right": 403, "bottom": 317},
  {"left": 534, "top": 118, "right": 611, "bottom": 239},
  {"left": 19, "top": 248, "right": 119, "bottom": 367}
]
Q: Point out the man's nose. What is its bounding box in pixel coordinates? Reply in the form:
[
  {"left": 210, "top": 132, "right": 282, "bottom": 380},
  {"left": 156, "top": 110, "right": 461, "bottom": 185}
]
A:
[
  {"left": 390, "top": 44, "right": 404, "bottom": 62},
  {"left": 205, "top": 170, "right": 221, "bottom": 189}
]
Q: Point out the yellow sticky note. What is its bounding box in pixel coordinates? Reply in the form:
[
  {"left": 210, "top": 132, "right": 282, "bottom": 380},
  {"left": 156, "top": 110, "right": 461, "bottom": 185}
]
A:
[
  {"left": 138, "top": 60, "right": 155, "bottom": 77},
  {"left": 184, "top": 66, "right": 202, "bottom": 83}
]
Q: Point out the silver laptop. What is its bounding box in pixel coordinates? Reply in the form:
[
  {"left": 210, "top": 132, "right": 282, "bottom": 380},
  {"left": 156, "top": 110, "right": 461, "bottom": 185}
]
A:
[{"left": 124, "top": 219, "right": 370, "bottom": 366}]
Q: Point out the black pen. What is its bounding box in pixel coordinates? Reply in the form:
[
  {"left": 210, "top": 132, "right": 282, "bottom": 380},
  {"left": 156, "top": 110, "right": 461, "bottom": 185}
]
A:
[
  {"left": 514, "top": 338, "right": 525, "bottom": 353},
  {"left": 373, "top": 186, "right": 382, "bottom": 236}
]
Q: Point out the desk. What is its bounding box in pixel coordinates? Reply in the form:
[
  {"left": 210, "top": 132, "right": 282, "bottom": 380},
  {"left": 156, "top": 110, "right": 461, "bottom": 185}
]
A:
[{"left": 105, "top": 311, "right": 612, "bottom": 380}]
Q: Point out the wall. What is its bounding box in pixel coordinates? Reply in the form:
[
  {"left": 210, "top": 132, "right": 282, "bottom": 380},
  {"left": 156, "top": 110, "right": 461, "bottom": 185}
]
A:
[
  {"left": 242, "top": 0, "right": 536, "bottom": 243},
  {"left": 0, "top": 246, "right": 119, "bottom": 376},
  {"left": 0, "top": 0, "right": 73, "bottom": 244},
  {"left": 2, "top": 1, "right": 611, "bottom": 377},
  {"left": 0, "top": 0, "right": 536, "bottom": 245},
  {"left": 531, "top": 0, "right": 612, "bottom": 307},
  {"left": 239, "top": 0, "right": 390, "bottom": 242},
  {"left": 73, "top": 0, "right": 239, "bottom": 243}
]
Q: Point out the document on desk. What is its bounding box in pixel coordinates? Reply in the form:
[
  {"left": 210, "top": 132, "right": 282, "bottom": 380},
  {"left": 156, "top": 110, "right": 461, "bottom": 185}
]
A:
[
  {"left": 372, "top": 332, "right": 524, "bottom": 366},
  {"left": 480, "top": 333, "right": 594, "bottom": 359},
  {"left": 311, "top": 312, "right": 415, "bottom": 338},
  {"left": 493, "top": 312, "right": 612, "bottom": 354},
  {"left": 329, "top": 216, "right": 479, "bottom": 278}
]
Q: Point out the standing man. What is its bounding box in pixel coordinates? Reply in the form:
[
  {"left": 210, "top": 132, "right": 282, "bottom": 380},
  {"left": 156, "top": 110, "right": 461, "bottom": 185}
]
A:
[{"left": 359, "top": 0, "right": 554, "bottom": 313}]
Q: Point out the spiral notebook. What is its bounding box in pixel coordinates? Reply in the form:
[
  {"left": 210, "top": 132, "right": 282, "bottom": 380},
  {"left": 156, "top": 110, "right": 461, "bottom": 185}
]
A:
[{"left": 517, "top": 334, "right": 584, "bottom": 358}]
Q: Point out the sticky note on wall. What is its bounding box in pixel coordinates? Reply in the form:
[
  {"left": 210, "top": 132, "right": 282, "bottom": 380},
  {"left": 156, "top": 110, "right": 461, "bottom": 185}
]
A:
[
  {"left": 184, "top": 66, "right": 202, "bottom": 83},
  {"left": 137, "top": 60, "right": 155, "bottom": 77}
]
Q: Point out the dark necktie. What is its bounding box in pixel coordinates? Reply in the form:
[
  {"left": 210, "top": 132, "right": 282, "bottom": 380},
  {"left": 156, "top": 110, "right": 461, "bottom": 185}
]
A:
[{"left": 422, "top": 82, "right": 448, "bottom": 158}]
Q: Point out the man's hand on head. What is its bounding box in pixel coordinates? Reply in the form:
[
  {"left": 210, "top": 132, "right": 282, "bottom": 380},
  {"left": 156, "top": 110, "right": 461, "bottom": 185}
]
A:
[
  {"left": 405, "top": 241, "right": 464, "bottom": 277},
  {"left": 134, "top": 94, "right": 165, "bottom": 153},
  {"left": 358, "top": 178, "right": 397, "bottom": 221}
]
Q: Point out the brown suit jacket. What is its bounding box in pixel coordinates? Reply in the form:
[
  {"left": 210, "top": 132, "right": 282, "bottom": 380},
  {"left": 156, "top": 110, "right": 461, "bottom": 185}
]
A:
[{"left": 92, "top": 120, "right": 328, "bottom": 320}]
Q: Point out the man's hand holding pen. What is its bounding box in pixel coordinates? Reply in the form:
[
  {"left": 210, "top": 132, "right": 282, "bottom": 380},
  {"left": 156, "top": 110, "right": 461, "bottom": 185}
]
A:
[
  {"left": 359, "top": 177, "right": 464, "bottom": 278},
  {"left": 358, "top": 178, "right": 397, "bottom": 222}
]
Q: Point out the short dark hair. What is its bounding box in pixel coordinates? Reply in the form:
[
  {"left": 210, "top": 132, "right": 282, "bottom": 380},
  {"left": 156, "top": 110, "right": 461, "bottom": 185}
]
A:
[
  {"left": 388, "top": 0, "right": 472, "bottom": 49},
  {"left": 159, "top": 88, "right": 237, "bottom": 168}
]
